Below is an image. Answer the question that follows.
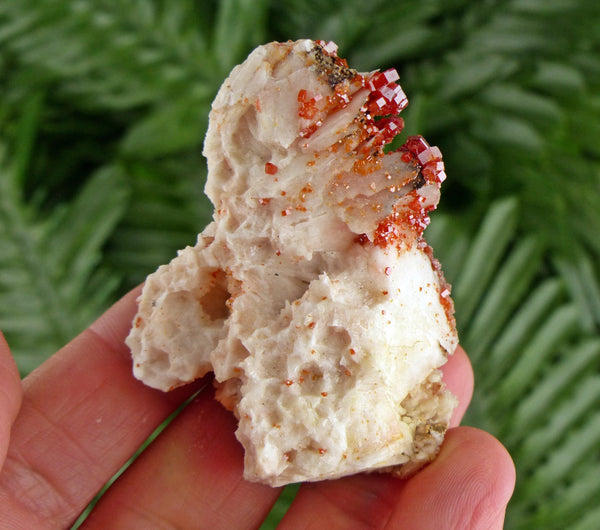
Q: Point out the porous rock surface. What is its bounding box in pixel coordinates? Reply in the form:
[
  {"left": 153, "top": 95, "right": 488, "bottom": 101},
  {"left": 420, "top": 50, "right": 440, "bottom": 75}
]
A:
[{"left": 127, "top": 39, "right": 458, "bottom": 487}]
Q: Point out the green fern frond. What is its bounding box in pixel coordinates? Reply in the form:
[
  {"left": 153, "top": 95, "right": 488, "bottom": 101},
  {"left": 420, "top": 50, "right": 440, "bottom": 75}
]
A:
[
  {"left": 0, "top": 98, "right": 128, "bottom": 373},
  {"left": 463, "top": 235, "right": 544, "bottom": 363},
  {"left": 507, "top": 340, "right": 600, "bottom": 449},
  {"left": 105, "top": 156, "right": 212, "bottom": 289},
  {"left": 0, "top": 0, "right": 210, "bottom": 106},
  {"left": 494, "top": 303, "right": 581, "bottom": 412},
  {"left": 0, "top": 0, "right": 270, "bottom": 144},
  {"left": 555, "top": 252, "right": 600, "bottom": 332},
  {"left": 428, "top": 199, "right": 600, "bottom": 529},
  {"left": 0, "top": 162, "right": 128, "bottom": 373},
  {"left": 449, "top": 197, "right": 520, "bottom": 325},
  {"left": 483, "top": 278, "right": 566, "bottom": 381}
]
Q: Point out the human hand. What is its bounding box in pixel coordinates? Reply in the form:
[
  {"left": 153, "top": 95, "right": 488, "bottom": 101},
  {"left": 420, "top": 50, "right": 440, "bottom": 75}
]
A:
[{"left": 0, "top": 288, "right": 515, "bottom": 529}]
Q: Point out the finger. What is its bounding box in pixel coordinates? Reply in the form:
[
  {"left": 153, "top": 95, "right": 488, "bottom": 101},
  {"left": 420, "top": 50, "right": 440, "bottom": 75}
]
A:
[
  {"left": 441, "top": 345, "right": 474, "bottom": 427},
  {"left": 84, "top": 346, "right": 474, "bottom": 528},
  {"left": 0, "top": 332, "right": 23, "bottom": 469},
  {"left": 279, "top": 426, "right": 515, "bottom": 530},
  {"left": 387, "top": 426, "right": 516, "bottom": 529},
  {"left": 82, "top": 384, "right": 280, "bottom": 529},
  {"left": 0, "top": 288, "right": 203, "bottom": 528}
]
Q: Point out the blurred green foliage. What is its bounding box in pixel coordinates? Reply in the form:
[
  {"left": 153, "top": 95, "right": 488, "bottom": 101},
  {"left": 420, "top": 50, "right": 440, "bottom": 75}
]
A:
[{"left": 1, "top": 1, "right": 599, "bottom": 528}]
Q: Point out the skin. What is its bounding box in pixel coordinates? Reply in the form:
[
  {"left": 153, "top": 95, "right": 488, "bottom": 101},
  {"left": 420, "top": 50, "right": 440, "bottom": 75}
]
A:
[{"left": 0, "top": 287, "right": 515, "bottom": 529}]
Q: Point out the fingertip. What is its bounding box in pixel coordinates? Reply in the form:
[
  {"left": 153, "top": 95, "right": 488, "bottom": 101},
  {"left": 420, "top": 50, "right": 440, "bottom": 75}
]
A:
[
  {"left": 442, "top": 345, "right": 474, "bottom": 427},
  {"left": 445, "top": 427, "right": 516, "bottom": 528},
  {"left": 443, "top": 426, "right": 515, "bottom": 490},
  {"left": 0, "top": 332, "right": 22, "bottom": 417},
  {"left": 281, "top": 426, "right": 516, "bottom": 530},
  {"left": 89, "top": 285, "right": 143, "bottom": 359},
  {"left": 0, "top": 332, "right": 23, "bottom": 466},
  {"left": 395, "top": 426, "right": 516, "bottom": 529}
]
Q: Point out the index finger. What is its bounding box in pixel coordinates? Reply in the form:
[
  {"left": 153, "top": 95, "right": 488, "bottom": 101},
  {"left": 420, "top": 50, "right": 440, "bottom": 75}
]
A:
[
  {"left": 0, "top": 287, "right": 203, "bottom": 528},
  {"left": 0, "top": 332, "right": 23, "bottom": 468}
]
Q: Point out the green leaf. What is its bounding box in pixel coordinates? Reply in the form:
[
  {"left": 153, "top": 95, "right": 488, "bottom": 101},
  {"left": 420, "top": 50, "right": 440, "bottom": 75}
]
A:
[
  {"left": 464, "top": 236, "right": 544, "bottom": 363},
  {"left": 0, "top": 143, "right": 128, "bottom": 373},
  {"left": 105, "top": 158, "right": 211, "bottom": 288},
  {"left": 120, "top": 91, "right": 212, "bottom": 158},
  {"left": 469, "top": 113, "right": 544, "bottom": 151},
  {"left": 477, "top": 83, "right": 564, "bottom": 130},
  {"left": 519, "top": 411, "right": 600, "bottom": 505},
  {"left": 515, "top": 375, "right": 600, "bottom": 472},
  {"left": 438, "top": 55, "right": 518, "bottom": 101},
  {"left": 484, "top": 277, "right": 566, "bottom": 381},
  {"left": 529, "top": 61, "right": 587, "bottom": 97},
  {"left": 511, "top": 0, "right": 580, "bottom": 15},
  {"left": 555, "top": 252, "right": 600, "bottom": 332},
  {"left": 451, "top": 197, "right": 519, "bottom": 325},
  {"left": 259, "top": 484, "right": 300, "bottom": 529},
  {"left": 423, "top": 211, "right": 471, "bottom": 286},
  {"left": 213, "top": 0, "right": 270, "bottom": 74},
  {"left": 507, "top": 340, "right": 600, "bottom": 444},
  {"left": 495, "top": 303, "right": 581, "bottom": 412}
]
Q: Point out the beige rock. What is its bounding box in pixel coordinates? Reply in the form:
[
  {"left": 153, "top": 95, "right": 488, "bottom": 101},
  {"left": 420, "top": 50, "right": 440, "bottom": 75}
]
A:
[{"left": 127, "top": 39, "right": 458, "bottom": 486}]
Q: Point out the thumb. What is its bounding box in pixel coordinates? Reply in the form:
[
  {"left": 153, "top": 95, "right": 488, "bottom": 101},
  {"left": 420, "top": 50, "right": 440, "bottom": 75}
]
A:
[{"left": 390, "top": 426, "right": 516, "bottom": 529}]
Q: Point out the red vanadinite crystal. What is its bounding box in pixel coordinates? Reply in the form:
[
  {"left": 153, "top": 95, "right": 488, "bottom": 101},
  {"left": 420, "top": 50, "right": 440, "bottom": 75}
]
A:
[
  {"left": 347, "top": 68, "right": 410, "bottom": 157},
  {"left": 297, "top": 89, "right": 322, "bottom": 120},
  {"left": 327, "top": 83, "right": 352, "bottom": 112},
  {"left": 354, "top": 233, "right": 370, "bottom": 245},
  {"left": 316, "top": 39, "right": 338, "bottom": 55},
  {"left": 299, "top": 122, "right": 320, "bottom": 138},
  {"left": 417, "top": 145, "right": 442, "bottom": 165},
  {"left": 402, "top": 135, "right": 430, "bottom": 157},
  {"left": 352, "top": 156, "right": 381, "bottom": 176},
  {"left": 264, "top": 162, "right": 278, "bottom": 175},
  {"left": 367, "top": 68, "right": 400, "bottom": 91},
  {"left": 422, "top": 161, "right": 447, "bottom": 184},
  {"left": 364, "top": 67, "right": 408, "bottom": 118},
  {"left": 400, "top": 151, "right": 413, "bottom": 163},
  {"left": 367, "top": 84, "right": 408, "bottom": 116},
  {"left": 400, "top": 136, "right": 447, "bottom": 184},
  {"left": 377, "top": 117, "right": 404, "bottom": 142},
  {"left": 373, "top": 213, "right": 403, "bottom": 248},
  {"left": 405, "top": 193, "right": 431, "bottom": 231}
]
